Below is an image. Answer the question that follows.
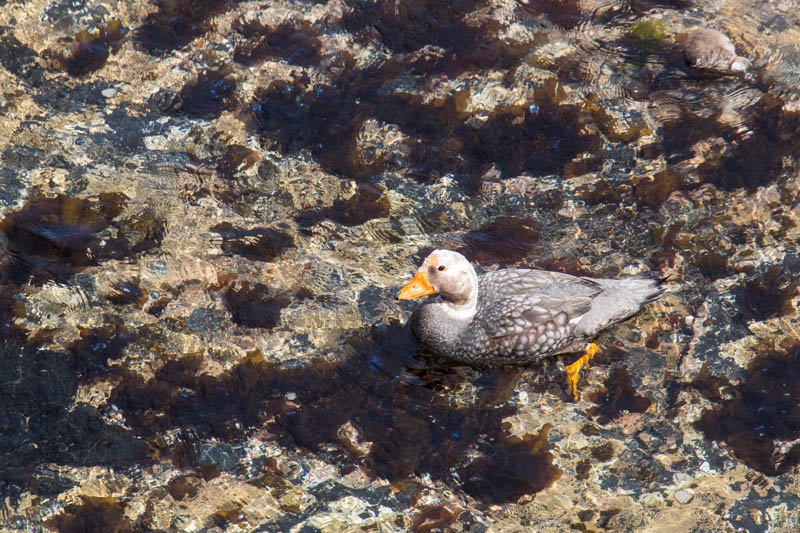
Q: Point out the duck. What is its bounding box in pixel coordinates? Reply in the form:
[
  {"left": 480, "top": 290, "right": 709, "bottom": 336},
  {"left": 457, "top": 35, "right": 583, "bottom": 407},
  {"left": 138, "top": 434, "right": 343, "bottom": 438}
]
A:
[{"left": 397, "top": 249, "right": 664, "bottom": 400}]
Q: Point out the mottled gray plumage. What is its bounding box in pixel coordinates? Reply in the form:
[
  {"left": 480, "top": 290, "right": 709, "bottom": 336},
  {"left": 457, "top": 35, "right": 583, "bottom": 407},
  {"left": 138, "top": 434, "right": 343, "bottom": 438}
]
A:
[{"left": 400, "top": 250, "right": 663, "bottom": 366}]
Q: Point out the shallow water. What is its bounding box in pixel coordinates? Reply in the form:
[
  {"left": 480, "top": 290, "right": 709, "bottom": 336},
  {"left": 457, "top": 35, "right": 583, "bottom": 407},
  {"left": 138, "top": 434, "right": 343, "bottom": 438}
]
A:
[{"left": 1, "top": 0, "right": 800, "bottom": 531}]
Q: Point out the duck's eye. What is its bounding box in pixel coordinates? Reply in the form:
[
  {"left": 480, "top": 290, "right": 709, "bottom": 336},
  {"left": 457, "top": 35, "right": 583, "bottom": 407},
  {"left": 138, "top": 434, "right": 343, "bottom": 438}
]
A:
[{"left": 438, "top": 265, "right": 446, "bottom": 271}]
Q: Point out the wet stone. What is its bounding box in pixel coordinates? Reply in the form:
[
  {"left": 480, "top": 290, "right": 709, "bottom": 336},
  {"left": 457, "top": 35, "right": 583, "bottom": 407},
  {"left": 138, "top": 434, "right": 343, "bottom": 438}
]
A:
[
  {"left": 588, "top": 366, "right": 652, "bottom": 425},
  {"left": 42, "top": 0, "right": 110, "bottom": 30},
  {"left": 590, "top": 443, "right": 615, "bottom": 462},
  {"left": 210, "top": 503, "right": 247, "bottom": 529},
  {"left": 216, "top": 144, "right": 260, "bottom": 179},
  {"left": 51, "top": 19, "right": 126, "bottom": 77},
  {"left": 732, "top": 264, "right": 798, "bottom": 323},
  {"left": 44, "top": 496, "right": 132, "bottom": 533},
  {"left": 650, "top": 218, "right": 734, "bottom": 279},
  {"left": 249, "top": 69, "right": 601, "bottom": 193},
  {"left": 638, "top": 142, "right": 664, "bottom": 160},
  {"left": 2, "top": 145, "right": 50, "bottom": 171},
  {"left": 581, "top": 95, "right": 652, "bottom": 143},
  {"left": 410, "top": 504, "right": 461, "bottom": 533},
  {"left": 135, "top": 0, "right": 241, "bottom": 55},
  {"left": 233, "top": 19, "right": 322, "bottom": 67},
  {"left": 297, "top": 183, "right": 391, "bottom": 227},
  {"left": 0, "top": 30, "right": 45, "bottom": 85},
  {"left": 518, "top": 0, "right": 584, "bottom": 30},
  {"left": 0, "top": 168, "right": 27, "bottom": 211},
  {"left": 674, "top": 489, "right": 693, "bottom": 504},
  {"left": 684, "top": 28, "right": 751, "bottom": 74},
  {"left": 633, "top": 170, "right": 684, "bottom": 207},
  {"left": 0, "top": 341, "right": 74, "bottom": 481},
  {"left": 184, "top": 307, "right": 229, "bottom": 333},
  {"left": 103, "top": 277, "right": 146, "bottom": 307},
  {"left": 197, "top": 442, "right": 241, "bottom": 473},
  {"left": 0, "top": 338, "right": 148, "bottom": 491},
  {"left": 0, "top": 193, "right": 129, "bottom": 284},
  {"left": 597, "top": 508, "right": 622, "bottom": 529},
  {"left": 456, "top": 424, "right": 561, "bottom": 504},
  {"left": 656, "top": 94, "right": 800, "bottom": 193},
  {"left": 211, "top": 222, "right": 295, "bottom": 262},
  {"left": 581, "top": 424, "right": 604, "bottom": 437},
  {"left": 563, "top": 156, "right": 603, "bottom": 179},
  {"left": 116, "top": 207, "right": 167, "bottom": 255},
  {"left": 148, "top": 88, "right": 183, "bottom": 113},
  {"left": 575, "top": 179, "right": 626, "bottom": 205},
  {"left": 146, "top": 296, "right": 171, "bottom": 317},
  {"left": 27, "top": 466, "right": 77, "bottom": 498},
  {"left": 224, "top": 282, "right": 291, "bottom": 329},
  {"left": 342, "top": 0, "right": 521, "bottom": 69},
  {"left": 68, "top": 324, "right": 130, "bottom": 379},
  {"left": 167, "top": 474, "right": 202, "bottom": 501},
  {"left": 458, "top": 216, "right": 540, "bottom": 266},
  {"left": 178, "top": 66, "right": 237, "bottom": 118}
]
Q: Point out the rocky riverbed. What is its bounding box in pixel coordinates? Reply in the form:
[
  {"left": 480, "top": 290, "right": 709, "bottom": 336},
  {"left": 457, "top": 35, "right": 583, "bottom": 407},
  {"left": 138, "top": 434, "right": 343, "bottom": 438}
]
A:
[{"left": 1, "top": 0, "right": 800, "bottom": 531}]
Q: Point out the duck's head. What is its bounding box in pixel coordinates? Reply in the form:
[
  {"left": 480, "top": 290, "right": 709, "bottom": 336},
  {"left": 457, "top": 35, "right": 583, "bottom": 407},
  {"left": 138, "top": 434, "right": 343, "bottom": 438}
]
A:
[{"left": 397, "top": 249, "right": 478, "bottom": 306}]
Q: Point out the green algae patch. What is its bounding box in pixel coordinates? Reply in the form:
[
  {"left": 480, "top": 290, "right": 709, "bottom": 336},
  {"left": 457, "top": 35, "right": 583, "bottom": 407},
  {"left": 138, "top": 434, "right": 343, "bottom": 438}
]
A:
[{"left": 630, "top": 19, "right": 667, "bottom": 42}]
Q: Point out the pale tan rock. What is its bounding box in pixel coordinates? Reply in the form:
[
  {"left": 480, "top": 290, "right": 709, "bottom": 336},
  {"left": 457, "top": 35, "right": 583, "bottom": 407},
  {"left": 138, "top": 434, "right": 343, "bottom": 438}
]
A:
[{"left": 684, "top": 28, "right": 751, "bottom": 74}]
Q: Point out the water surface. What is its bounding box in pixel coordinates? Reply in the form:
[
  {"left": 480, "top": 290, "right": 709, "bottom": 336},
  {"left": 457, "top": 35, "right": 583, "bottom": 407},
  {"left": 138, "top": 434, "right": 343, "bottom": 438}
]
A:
[{"left": 1, "top": 0, "right": 800, "bottom": 531}]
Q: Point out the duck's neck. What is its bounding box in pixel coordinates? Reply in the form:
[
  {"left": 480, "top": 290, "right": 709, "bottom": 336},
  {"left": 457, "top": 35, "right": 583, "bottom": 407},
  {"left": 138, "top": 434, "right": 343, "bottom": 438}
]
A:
[{"left": 411, "top": 297, "right": 477, "bottom": 355}]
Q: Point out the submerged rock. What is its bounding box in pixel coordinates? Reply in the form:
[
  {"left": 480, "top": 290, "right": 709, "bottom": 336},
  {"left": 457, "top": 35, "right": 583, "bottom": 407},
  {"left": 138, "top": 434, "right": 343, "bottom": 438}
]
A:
[{"left": 684, "top": 28, "right": 751, "bottom": 74}]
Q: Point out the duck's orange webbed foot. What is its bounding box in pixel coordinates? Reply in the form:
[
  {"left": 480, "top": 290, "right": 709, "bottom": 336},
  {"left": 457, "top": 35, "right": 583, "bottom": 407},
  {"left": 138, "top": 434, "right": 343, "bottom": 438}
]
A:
[{"left": 565, "top": 342, "right": 599, "bottom": 401}]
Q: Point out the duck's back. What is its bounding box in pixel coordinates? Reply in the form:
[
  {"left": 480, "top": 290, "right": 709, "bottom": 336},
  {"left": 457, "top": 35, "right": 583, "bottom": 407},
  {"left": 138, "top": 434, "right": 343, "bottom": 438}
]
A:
[
  {"left": 454, "top": 269, "right": 602, "bottom": 364},
  {"left": 477, "top": 269, "right": 602, "bottom": 307}
]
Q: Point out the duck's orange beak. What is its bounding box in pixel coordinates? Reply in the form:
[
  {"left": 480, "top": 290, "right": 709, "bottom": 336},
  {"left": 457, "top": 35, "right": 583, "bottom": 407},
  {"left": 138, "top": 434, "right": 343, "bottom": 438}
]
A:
[{"left": 397, "top": 271, "right": 436, "bottom": 300}]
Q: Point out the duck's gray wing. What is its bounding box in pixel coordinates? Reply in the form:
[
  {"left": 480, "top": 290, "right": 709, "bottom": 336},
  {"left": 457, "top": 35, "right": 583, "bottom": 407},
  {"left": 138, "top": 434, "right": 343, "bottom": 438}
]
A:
[
  {"left": 477, "top": 291, "right": 593, "bottom": 339},
  {"left": 477, "top": 269, "right": 602, "bottom": 309},
  {"left": 473, "top": 270, "right": 603, "bottom": 356}
]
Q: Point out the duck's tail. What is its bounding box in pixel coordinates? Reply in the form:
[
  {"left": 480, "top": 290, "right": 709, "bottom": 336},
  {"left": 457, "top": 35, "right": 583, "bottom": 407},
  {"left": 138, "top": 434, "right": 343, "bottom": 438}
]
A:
[{"left": 575, "top": 274, "right": 665, "bottom": 337}]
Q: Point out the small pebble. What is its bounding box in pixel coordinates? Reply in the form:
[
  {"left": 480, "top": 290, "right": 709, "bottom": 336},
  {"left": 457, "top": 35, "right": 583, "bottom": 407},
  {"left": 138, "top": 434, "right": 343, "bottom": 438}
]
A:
[
  {"left": 674, "top": 489, "right": 694, "bottom": 504},
  {"left": 101, "top": 88, "right": 116, "bottom": 98}
]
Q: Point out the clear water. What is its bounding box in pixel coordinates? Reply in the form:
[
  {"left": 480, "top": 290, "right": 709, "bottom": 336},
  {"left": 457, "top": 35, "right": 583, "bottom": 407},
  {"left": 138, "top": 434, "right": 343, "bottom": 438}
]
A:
[{"left": 1, "top": 0, "right": 799, "bottom": 531}]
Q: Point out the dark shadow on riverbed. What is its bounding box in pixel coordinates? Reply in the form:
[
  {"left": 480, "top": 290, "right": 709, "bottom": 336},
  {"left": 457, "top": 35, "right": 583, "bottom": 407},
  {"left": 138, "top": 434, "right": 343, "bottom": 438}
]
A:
[
  {"left": 692, "top": 344, "right": 800, "bottom": 476},
  {"left": 108, "top": 322, "right": 561, "bottom": 504}
]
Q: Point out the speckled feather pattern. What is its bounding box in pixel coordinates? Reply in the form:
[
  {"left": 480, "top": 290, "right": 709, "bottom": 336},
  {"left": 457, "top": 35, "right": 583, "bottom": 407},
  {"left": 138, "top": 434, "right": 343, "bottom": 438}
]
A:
[
  {"left": 408, "top": 259, "right": 663, "bottom": 366},
  {"left": 450, "top": 270, "right": 600, "bottom": 362}
]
